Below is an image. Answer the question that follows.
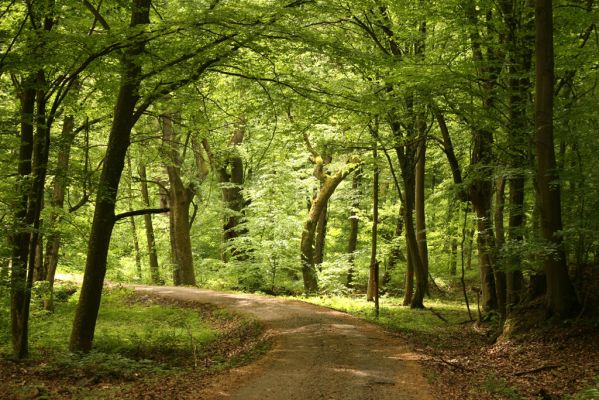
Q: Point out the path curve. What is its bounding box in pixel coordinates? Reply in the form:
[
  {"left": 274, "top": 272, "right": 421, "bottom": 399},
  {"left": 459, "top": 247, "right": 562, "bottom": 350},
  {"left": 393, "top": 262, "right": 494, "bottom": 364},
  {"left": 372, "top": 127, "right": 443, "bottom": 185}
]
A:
[{"left": 133, "top": 285, "right": 433, "bottom": 400}]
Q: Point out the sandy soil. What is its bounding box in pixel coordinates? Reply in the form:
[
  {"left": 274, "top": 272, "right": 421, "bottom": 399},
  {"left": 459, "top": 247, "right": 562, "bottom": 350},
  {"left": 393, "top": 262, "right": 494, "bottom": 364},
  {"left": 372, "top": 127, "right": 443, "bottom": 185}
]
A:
[{"left": 133, "top": 285, "right": 433, "bottom": 400}]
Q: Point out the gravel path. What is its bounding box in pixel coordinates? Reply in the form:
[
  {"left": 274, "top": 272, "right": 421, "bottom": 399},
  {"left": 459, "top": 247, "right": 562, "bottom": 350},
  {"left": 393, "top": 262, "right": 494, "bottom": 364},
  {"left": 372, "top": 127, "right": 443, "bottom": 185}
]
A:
[{"left": 134, "top": 285, "right": 433, "bottom": 400}]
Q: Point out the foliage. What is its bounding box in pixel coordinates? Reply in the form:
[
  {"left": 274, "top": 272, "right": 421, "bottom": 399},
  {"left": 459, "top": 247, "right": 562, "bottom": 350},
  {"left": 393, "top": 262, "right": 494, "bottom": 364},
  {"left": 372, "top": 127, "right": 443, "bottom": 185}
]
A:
[
  {"left": 566, "top": 378, "right": 599, "bottom": 400},
  {"left": 299, "top": 294, "right": 469, "bottom": 336},
  {"left": 483, "top": 375, "right": 522, "bottom": 400}
]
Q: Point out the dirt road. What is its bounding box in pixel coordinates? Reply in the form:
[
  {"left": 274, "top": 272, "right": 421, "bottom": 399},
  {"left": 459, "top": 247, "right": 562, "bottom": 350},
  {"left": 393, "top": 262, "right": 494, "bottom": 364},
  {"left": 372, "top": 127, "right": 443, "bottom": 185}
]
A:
[{"left": 134, "top": 285, "right": 433, "bottom": 400}]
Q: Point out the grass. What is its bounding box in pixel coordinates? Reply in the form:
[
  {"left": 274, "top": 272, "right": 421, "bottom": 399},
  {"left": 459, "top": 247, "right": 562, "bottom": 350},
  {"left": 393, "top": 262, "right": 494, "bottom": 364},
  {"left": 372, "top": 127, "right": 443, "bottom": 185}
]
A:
[
  {"left": 298, "top": 294, "right": 470, "bottom": 338},
  {"left": 0, "top": 283, "right": 268, "bottom": 399},
  {"left": 15, "top": 285, "right": 217, "bottom": 363}
]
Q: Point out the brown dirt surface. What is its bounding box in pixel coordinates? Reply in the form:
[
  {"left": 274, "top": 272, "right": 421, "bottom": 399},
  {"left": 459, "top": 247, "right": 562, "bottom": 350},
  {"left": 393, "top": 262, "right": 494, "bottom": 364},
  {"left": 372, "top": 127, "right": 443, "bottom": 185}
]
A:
[
  {"left": 408, "top": 316, "right": 599, "bottom": 399},
  {"left": 132, "top": 285, "right": 434, "bottom": 400}
]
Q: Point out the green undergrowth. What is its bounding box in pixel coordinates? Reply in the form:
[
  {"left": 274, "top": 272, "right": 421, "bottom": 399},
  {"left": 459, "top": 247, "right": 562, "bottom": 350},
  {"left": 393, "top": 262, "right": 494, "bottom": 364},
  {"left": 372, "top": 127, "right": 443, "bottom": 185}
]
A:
[
  {"left": 1, "top": 283, "right": 267, "bottom": 397},
  {"left": 297, "top": 294, "right": 471, "bottom": 347}
]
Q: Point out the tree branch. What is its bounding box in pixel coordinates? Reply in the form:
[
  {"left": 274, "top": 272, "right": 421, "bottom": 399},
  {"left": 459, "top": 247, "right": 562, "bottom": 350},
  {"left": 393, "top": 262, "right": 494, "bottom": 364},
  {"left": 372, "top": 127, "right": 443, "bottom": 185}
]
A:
[
  {"left": 82, "top": 0, "right": 110, "bottom": 31},
  {"left": 114, "top": 208, "right": 169, "bottom": 222}
]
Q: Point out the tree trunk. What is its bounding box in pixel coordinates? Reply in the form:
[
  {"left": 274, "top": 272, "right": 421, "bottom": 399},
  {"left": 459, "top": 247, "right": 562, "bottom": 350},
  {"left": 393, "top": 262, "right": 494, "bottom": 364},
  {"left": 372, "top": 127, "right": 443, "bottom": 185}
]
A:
[
  {"left": 403, "top": 235, "right": 414, "bottom": 306},
  {"left": 415, "top": 132, "right": 429, "bottom": 296},
  {"left": 384, "top": 206, "right": 405, "bottom": 286},
  {"left": 507, "top": 175, "right": 525, "bottom": 308},
  {"left": 69, "top": 0, "right": 151, "bottom": 353},
  {"left": 300, "top": 164, "right": 360, "bottom": 293},
  {"left": 161, "top": 114, "right": 196, "bottom": 286},
  {"left": 469, "top": 127, "right": 498, "bottom": 312},
  {"left": 33, "top": 231, "right": 45, "bottom": 282},
  {"left": 10, "top": 77, "right": 36, "bottom": 359},
  {"left": 42, "top": 115, "right": 76, "bottom": 311},
  {"left": 367, "top": 153, "right": 379, "bottom": 301},
  {"left": 498, "top": 0, "right": 533, "bottom": 316},
  {"left": 126, "top": 155, "right": 143, "bottom": 280},
  {"left": 370, "top": 144, "right": 380, "bottom": 315},
  {"left": 534, "top": 0, "right": 579, "bottom": 317},
  {"left": 314, "top": 197, "right": 328, "bottom": 267},
  {"left": 494, "top": 176, "right": 507, "bottom": 320},
  {"left": 346, "top": 169, "right": 361, "bottom": 287},
  {"left": 10, "top": 68, "right": 52, "bottom": 359},
  {"left": 138, "top": 164, "right": 161, "bottom": 284},
  {"left": 388, "top": 117, "right": 426, "bottom": 309},
  {"left": 219, "top": 120, "right": 247, "bottom": 261},
  {"left": 465, "top": 227, "right": 474, "bottom": 270},
  {"left": 450, "top": 238, "right": 458, "bottom": 276}
]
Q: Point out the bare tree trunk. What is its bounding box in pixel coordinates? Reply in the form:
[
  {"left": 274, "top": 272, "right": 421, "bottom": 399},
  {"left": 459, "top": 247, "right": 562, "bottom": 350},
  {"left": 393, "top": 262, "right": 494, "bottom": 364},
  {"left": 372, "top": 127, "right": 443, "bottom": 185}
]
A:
[
  {"left": 161, "top": 114, "right": 196, "bottom": 286},
  {"left": 367, "top": 165, "right": 377, "bottom": 301},
  {"left": 507, "top": 175, "right": 525, "bottom": 308},
  {"left": 69, "top": 0, "right": 151, "bottom": 353},
  {"left": 10, "top": 77, "right": 36, "bottom": 359},
  {"left": 415, "top": 131, "right": 429, "bottom": 296},
  {"left": 138, "top": 164, "right": 161, "bottom": 284},
  {"left": 126, "top": 155, "right": 143, "bottom": 280},
  {"left": 534, "top": 0, "right": 578, "bottom": 317},
  {"left": 300, "top": 164, "right": 361, "bottom": 293},
  {"left": 494, "top": 176, "right": 507, "bottom": 320},
  {"left": 219, "top": 120, "right": 247, "bottom": 261},
  {"left": 498, "top": 0, "right": 533, "bottom": 316},
  {"left": 370, "top": 144, "right": 380, "bottom": 315},
  {"left": 42, "top": 115, "right": 75, "bottom": 311},
  {"left": 450, "top": 239, "right": 458, "bottom": 276},
  {"left": 346, "top": 169, "right": 361, "bottom": 287},
  {"left": 33, "top": 230, "right": 45, "bottom": 282},
  {"left": 403, "top": 236, "right": 414, "bottom": 306},
  {"left": 314, "top": 197, "right": 328, "bottom": 267},
  {"left": 469, "top": 127, "right": 499, "bottom": 313},
  {"left": 384, "top": 206, "right": 405, "bottom": 286}
]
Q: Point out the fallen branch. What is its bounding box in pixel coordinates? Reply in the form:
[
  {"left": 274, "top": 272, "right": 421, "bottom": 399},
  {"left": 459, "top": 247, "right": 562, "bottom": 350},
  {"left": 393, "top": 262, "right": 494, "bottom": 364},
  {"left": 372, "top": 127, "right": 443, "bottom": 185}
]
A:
[
  {"left": 427, "top": 307, "right": 449, "bottom": 323},
  {"left": 514, "top": 365, "right": 560, "bottom": 376},
  {"left": 431, "top": 356, "right": 474, "bottom": 372}
]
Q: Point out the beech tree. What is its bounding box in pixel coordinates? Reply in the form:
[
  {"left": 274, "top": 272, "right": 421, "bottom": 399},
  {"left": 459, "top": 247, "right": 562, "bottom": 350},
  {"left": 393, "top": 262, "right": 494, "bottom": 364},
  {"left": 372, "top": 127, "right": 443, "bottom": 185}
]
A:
[{"left": 534, "top": 0, "right": 578, "bottom": 317}]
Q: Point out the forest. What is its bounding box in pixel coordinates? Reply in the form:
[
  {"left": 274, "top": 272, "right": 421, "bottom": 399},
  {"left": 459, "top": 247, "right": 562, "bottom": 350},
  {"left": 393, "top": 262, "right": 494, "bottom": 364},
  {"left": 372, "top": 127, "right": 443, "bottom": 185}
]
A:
[{"left": 1, "top": 0, "right": 598, "bottom": 398}]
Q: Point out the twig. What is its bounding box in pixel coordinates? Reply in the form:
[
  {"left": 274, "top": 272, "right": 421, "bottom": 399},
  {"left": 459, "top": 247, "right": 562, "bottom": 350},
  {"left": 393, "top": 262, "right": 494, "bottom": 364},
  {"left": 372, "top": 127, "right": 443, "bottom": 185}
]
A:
[
  {"left": 514, "top": 365, "right": 560, "bottom": 376},
  {"left": 427, "top": 307, "right": 449, "bottom": 323},
  {"left": 432, "top": 356, "right": 474, "bottom": 372}
]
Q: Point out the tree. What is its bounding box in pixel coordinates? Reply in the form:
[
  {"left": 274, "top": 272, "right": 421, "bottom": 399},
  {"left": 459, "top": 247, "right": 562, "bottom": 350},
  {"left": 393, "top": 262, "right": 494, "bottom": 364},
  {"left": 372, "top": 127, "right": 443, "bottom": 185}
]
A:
[
  {"left": 346, "top": 168, "right": 362, "bottom": 287},
  {"left": 138, "top": 163, "right": 162, "bottom": 284},
  {"left": 534, "top": 0, "right": 578, "bottom": 317},
  {"left": 70, "top": 0, "right": 153, "bottom": 352},
  {"left": 161, "top": 113, "right": 197, "bottom": 286},
  {"left": 300, "top": 132, "right": 361, "bottom": 293},
  {"left": 217, "top": 118, "right": 249, "bottom": 262}
]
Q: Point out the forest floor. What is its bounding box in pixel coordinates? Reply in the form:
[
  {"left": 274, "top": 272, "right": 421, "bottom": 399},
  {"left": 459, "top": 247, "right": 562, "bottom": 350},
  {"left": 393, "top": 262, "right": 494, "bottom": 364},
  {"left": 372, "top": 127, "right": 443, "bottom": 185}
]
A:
[
  {"left": 401, "top": 310, "right": 599, "bottom": 399},
  {"left": 2, "top": 283, "right": 597, "bottom": 399}
]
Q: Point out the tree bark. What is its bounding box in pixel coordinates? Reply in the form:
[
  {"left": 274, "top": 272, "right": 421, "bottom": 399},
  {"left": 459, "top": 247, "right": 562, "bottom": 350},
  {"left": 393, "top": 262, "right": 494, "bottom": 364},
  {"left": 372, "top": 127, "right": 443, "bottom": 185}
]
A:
[
  {"left": 346, "top": 169, "right": 361, "bottom": 287},
  {"left": 370, "top": 144, "right": 380, "bottom": 315},
  {"left": 384, "top": 206, "right": 405, "bottom": 286},
  {"left": 126, "top": 154, "right": 143, "bottom": 280},
  {"left": 161, "top": 114, "right": 196, "bottom": 286},
  {"left": 497, "top": 0, "right": 533, "bottom": 315},
  {"left": 494, "top": 176, "right": 507, "bottom": 320},
  {"left": 300, "top": 162, "right": 361, "bottom": 293},
  {"left": 69, "top": 0, "right": 151, "bottom": 353},
  {"left": 10, "top": 77, "right": 36, "bottom": 359},
  {"left": 415, "top": 128, "right": 429, "bottom": 296},
  {"left": 138, "top": 164, "right": 161, "bottom": 284},
  {"left": 390, "top": 122, "right": 427, "bottom": 309},
  {"left": 403, "top": 235, "right": 414, "bottom": 306},
  {"left": 219, "top": 120, "right": 247, "bottom": 261},
  {"left": 314, "top": 196, "right": 328, "bottom": 267},
  {"left": 534, "top": 0, "right": 579, "bottom": 317}
]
